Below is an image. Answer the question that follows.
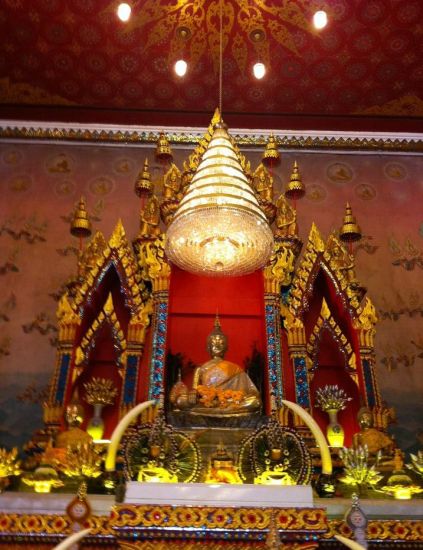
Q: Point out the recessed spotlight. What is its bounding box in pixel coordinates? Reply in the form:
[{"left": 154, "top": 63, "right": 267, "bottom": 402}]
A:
[
  {"left": 117, "top": 3, "right": 131, "bottom": 22},
  {"left": 174, "top": 59, "right": 188, "bottom": 77},
  {"left": 313, "top": 10, "right": 328, "bottom": 29},
  {"left": 253, "top": 62, "right": 266, "bottom": 79}
]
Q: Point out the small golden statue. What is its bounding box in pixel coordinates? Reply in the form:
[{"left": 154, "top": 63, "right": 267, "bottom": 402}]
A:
[
  {"left": 253, "top": 163, "right": 273, "bottom": 202},
  {"left": 205, "top": 442, "right": 242, "bottom": 484},
  {"left": 163, "top": 163, "right": 181, "bottom": 201},
  {"left": 353, "top": 407, "right": 394, "bottom": 458},
  {"left": 139, "top": 194, "right": 161, "bottom": 239},
  {"left": 56, "top": 393, "right": 93, "bottom": 450},
  {"left": 275, "top": 194, "right": 297, "bottom": 238},
  {"left": 189, "top": 316, "right": 261, "bottom": 414}
]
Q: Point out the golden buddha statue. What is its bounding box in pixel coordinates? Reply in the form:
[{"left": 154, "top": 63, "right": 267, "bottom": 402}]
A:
[
  {"left": 353, "top": 407, "right": 394, "bottom": 457},
  {"left": 205, "top": 442, "right": 242, "bottom": 484},
  {"left": 163, "top": 164, "right": 181, "bottom": 201},
  {"left": 55, "top": 397, "right": 92, "bottom": 450},
  {"left": 275, "top": 195, "right": 297, "bottom": 238},
  {"left": 253, "top": 163, "right": 273, "bottom": 202},
  {"left": 139, "top": 194, "right": 161, "bottom": 239},
  {"left": 190, "top": 316, "right": 261, "bottom": 414}
]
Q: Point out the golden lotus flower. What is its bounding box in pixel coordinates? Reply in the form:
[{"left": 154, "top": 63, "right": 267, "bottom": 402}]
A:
[
  {"left": 0, "top": 447, "right": 21, "bottom": 478},
  {"left": 60, "top": 443, "right": 103, "bottom": 478},
  {"left": 339, "top": 446, "right": 383, "bottom": 488},
  {"left": 84, "top": 377, "right": 117, "bottom": 406}
]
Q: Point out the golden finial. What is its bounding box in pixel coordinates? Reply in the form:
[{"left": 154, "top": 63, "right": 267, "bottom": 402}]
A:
[
  {"left": 70, "top": 196, "right": 92, "bottom": 239},
  {"left": 285, "top": 161, "right": 305, "bottom": 201},
  {"left": 339, "top": 203, "right": 362, "bottom": 243},
  {"left": 212, "top": 107, "right": 222, "bottom": 127},
  {"left": 155, "top": 132, "right": 173, "bottom": 163},
  {"left": 262, "top": 134, "right": 280, "bottom": 167},
  {"left": 134, "top": 158, "right": 153, "bottom": 198}
]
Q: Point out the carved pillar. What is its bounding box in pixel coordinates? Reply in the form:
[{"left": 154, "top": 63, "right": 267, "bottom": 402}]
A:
[
  {"left": 137, "top": 235, "right": 171, "bottom": 405},
  {"left": 263, "top": 243, "right": 295, "bottom": 411},
  {"left": 355, "top": 298, "right": 381, "bottom": 409},
  {"left": 46, "top": 294, "right": 80, "bottom": 431}
]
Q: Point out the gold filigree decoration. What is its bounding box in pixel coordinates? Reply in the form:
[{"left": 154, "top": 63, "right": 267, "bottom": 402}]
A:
[
  {"left": 307, "top": 298, "right": 357, "bottom": 384},
  {"left": 324, "top": 232, "right": 362, "bottom": 311},
  {"left": 57, "top": 293, "right": 80, "bottom": 342},
  {"left": 0, "top": 77, "right": 76, "bottom": 106},
  {"left": 264, "top": 242, "right": 295, "bottom": 293},
  {"left": 355, "top": 94, "right": 423, "bottom": 117},
  {"left": 288, "top": 223, "right": 325, "bottom": 316},
  {"left": 1, "top": 126, "right": 422, "bottom": 152},
  {"left": 99, "top": 0, "right": 310, "bottom": 77},
  {"left": 138, "top": 235, "right": 171, "bottom": 292},
  {"left": 75, "top": 293, "right": 126, "bottom": 368},
  {"left": 354, "top": 297, "right": 378, "bottom": 348},
  {"left": 74, "top": 220, "right": 145, "bottom": 314}
]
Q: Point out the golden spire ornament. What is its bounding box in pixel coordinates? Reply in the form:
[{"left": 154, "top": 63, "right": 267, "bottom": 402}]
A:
[
  {"left": 285, "top": 161, "right": 305, "bottom": 202},
  {"left": 134, "top": 159, "right": 153, "bottom": 199},
  {"left": 262, "top": 134, "right": 280, "bottom": 168},
  {"left": 70, "top": 197, "right": 92, "bottom": 239},
  {"left": 155, "top": 132, "right": 173, "bottom": 164},
  {"left": 340, "top": 203, "right": 362, "bottom": 244},
  {"left": 165, "top": 115, "right": 274, "bottom": 276}
]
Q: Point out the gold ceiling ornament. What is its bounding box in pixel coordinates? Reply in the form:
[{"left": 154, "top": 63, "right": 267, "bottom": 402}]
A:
[
  {"left": 70, "top": 196, "right": 92, "bottom": 239},
  {"left": 262, "top": 134, "right": 280, "bottom": 167},
  {"left": 165, "top": 114, "right": 274, "bottom": 276},
  {"left": 285, "top": 161, "right": 305, "bottom": 202},
  {"left": 155, "top": 132, "right": 173, "bottom": 164},
  {"left": 134, "top": 159, "right": 153, "bottom": 199},
  {"left": 339, "top": 203, "right": 362, "bottom": 244}
]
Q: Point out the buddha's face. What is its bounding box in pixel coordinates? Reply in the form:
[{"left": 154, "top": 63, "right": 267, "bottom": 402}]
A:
[
  {"left": 359, "top": 411, "right": 372, "bottom": 429},
  {"left": 209, "top": 334, "right": 227, "bottom": 358}
]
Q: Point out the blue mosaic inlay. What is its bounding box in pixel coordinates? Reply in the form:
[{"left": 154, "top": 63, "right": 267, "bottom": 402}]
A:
[
  {"left": 123, "top": 355, "right": 138, "bottom": 404},
  {"left": 362, "top": 358, "right": 376, "bottom": 408},
  {"left": 264, "top": 299, "right": 283, "bottom": 408},
  {"left": 294, "top": 355, "right": 310, "bottom": 407},
  {"left": 55, "top": 353, "right": 70, "bottom": 403},
  {"left": 148, "top": 299, "right": 168, "bottom": 401}
]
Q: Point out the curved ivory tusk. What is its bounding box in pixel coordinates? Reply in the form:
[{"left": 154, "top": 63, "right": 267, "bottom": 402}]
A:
[
  {"left": 335, "top": 534, "right": 366, "bottom": 550},
  {"left": 105, "top": 400, "right": 156, "bottom": 471},
  {"left": 54, "top": 528, "right": 91, "bottom": 550},
  {"left": 281, "top": 399, "right": 332, "bottom": 475}
]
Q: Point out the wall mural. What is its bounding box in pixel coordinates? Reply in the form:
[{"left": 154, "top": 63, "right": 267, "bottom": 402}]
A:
[{"left": 0, "top": 141, "right": 422, "bottom": 452}]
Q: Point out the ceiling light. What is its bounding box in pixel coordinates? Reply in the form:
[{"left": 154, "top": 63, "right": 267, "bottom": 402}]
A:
[
  {"left": 174, "top": 59, "right": 188, "bottom": 77},
  {"left": 313, "top": 10, "right": 328, "bottom": 29},
  {"left": 253, "top": 62, "right": 266, "bottom": 79},
  {"left": 117, "top": 3, "right": 131, "bottom": 22}
]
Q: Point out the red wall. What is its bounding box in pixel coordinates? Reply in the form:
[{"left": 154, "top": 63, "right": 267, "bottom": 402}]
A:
[{"left": 166, "top": 267, "right": 267, "bottom": 389}]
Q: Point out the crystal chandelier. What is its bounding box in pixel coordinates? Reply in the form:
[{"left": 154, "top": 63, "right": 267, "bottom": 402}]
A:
[{"left": 165, "top": 120, "right": 274, "bottom": 276}]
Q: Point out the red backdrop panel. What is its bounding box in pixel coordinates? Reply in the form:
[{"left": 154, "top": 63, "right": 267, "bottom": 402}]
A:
[{"left": 167, "top": 266, "right": 266, "bottom": 388}]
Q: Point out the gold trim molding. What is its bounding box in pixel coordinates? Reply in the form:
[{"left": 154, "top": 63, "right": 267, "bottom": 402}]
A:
[{"left": 0, "top": 121, "right": 422, "bottom": 152}]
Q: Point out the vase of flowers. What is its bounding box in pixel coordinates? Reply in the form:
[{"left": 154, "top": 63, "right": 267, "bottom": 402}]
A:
[
  {"left": 84, "top": 377, "right": 117, "bottom": 441},
  {"left": 315, "top": 385, "right": 352, "bottom": 448}
]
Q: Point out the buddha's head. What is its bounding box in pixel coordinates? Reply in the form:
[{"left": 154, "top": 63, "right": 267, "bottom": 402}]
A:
[
  {"left": 207, "top": 315, "right": 228, "bottom": 359},
  {"left": 357, "top": 407, "right": 373, "bottom": 430}
]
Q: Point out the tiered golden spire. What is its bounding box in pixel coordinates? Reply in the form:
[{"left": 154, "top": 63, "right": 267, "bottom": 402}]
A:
[
  {"left": 70, "top": 197, "right": 92, "bottom": 239},
  {"left": 285, "top": 161, "right": 305, "bottom": 201},
  {"left": 155, "top": 132, "right": 173, "bottom": 163},
  {"left": 262, "top": 134, "right": 280, "bottom": 167},
  {"left": 339, "top": 203, "right": 362, "bottom": 243},
  {"left": 134, "top": 159, "right": 153, "bottom": 199}
]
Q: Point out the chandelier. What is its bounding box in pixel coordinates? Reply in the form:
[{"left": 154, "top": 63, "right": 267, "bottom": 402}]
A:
[{"left": 165, "top": 119, "right": 274, "bottom": 276}]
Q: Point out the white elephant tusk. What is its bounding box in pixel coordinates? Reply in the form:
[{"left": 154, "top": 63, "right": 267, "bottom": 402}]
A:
[
  {"left": 105, "top": 400, "right": 156, "bottom": 471},
  {"left": 281, "top": 399, "right": 332, "bottom": 475},
  {"left": 53, "top": 528, "right": 91, "bottom": 550},
  {"left": 335, "top": 534, "right": 366, "bottom": 550}
]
